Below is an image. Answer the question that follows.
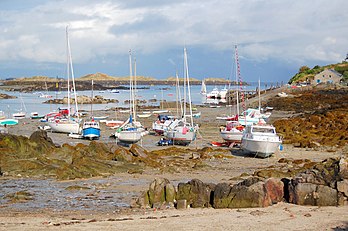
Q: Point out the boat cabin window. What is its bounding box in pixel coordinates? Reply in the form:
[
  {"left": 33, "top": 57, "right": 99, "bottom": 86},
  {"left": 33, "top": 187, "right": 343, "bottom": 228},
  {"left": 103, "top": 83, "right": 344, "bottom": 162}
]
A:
[{"left": 252, "top": 127, "right": 275, "bottom": 133}]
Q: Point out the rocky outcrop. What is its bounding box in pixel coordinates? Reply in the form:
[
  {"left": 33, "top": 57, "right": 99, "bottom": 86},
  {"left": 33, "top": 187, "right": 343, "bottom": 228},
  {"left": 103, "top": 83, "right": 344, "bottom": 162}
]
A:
[
  {"left": 177, "top": 179, "right": 215, "bottom": 208},
  {"left": 287, "top": 158, "right": 348, "bottom": 206},
  {"left": 0, "top": 93, "right": 16, "bottom": 99},
  {"left": 132, "top": 178, "right": 176, "bottom": 209},
  {"left": 44, "top": 95, "right": 118, "bottom": 104},
  {"left": 269, "top": 88, "right": 348, "bottom": 148},
  {"left": 135, "top": 157, "right": 348, "bottom": 210},
  {"left": 213, "top": 177, "right": 284, "bottom": 208}
]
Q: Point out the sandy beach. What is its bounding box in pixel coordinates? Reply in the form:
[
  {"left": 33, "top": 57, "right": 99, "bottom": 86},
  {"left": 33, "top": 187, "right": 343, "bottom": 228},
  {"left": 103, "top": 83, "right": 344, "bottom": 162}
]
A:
[{"left": 1, "top": 86, "right": 348, "bottom": 230}]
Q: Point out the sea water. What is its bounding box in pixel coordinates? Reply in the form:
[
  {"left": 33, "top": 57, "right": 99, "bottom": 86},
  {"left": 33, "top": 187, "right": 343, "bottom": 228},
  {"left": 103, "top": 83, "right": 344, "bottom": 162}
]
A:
[{"left": 0, "top": 82, "right": 275, "bottom": 116}]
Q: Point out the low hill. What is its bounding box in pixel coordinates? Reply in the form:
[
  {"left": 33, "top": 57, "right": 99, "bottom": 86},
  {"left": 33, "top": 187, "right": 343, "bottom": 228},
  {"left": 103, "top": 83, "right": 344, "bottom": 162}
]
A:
[
  {"left": 289, "top": 61, "right": 348, "bottom": 84},
  {"left": 10, "top": 76, "right": 59, "bottom": 82},
  {"left": 77, "top": 72, "right": 156, "bottom": 81}
]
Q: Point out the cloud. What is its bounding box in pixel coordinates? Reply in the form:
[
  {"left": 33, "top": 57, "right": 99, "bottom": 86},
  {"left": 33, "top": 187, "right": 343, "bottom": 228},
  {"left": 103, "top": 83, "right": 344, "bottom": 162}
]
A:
[{"left": 0, "top": 0, "right": 347, "bottom": 80}]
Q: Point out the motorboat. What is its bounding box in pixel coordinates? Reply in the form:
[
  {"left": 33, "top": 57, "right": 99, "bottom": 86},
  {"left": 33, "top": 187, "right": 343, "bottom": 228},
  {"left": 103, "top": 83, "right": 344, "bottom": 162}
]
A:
[
  {"left": 82, "top": 119, "right": 100, "bottom": 140},
  {"left": 206, "top": 87, "right": 220, "bottom": 99},
  {"left": 30, "top": 112, "right": 45, "bottom": 119},
  {"left": 219, "top": 86, "right": 228, "bottom": 99},
  {"left": 241, "top": 123, "right": 282, "bottom": 158}
]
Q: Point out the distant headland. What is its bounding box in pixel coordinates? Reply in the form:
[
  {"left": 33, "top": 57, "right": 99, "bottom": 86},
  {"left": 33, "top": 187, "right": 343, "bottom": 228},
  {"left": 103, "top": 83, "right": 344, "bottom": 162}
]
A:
[{"left": 0, "top": 73, "right": 235, "bottom": 92}]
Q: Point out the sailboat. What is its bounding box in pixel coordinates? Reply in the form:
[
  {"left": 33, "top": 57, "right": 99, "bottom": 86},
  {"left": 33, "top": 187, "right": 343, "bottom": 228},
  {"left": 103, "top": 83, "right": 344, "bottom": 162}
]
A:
[
  {"left": 12, "top": 93, "right": 26, "bottom": 119},
  {"left": 113, "top": 50, "right": 147, "bottom": 144},
  {"left": 220, "top": 45, "right": 244, "bottom": 144},
  {"left": 238, "top": 78, "right": 271, "bottom": 126},
  {"left": 200, "top": 79, "right": 207, "bottom": 95},
  {"left": 164, "top": 47, "right": 198, "bottom": 145},
  {"left": 39, "top": 81, "right": 52, "bottom": 98},
  {"left": 46, "top": 26, "right": 80, "bottom": 134},
  {"left": 82, "top": 80, "right": 101, "bottom": 140}
]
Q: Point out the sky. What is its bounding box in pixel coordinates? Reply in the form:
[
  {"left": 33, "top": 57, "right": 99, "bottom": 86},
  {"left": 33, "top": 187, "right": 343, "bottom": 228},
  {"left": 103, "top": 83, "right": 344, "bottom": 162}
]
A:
[{"left": 0, "top": 0, "right": 347, "bottom": 83}]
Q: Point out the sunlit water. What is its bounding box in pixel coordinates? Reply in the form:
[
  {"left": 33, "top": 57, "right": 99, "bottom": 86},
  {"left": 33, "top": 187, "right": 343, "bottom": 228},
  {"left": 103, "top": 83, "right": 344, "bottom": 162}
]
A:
[{"left": 0, "top": 83, "right": 274, "bottom": 116}]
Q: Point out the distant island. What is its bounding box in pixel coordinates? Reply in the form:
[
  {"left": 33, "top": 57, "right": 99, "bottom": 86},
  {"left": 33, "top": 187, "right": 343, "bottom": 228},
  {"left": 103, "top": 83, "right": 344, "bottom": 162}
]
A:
[{"left": 0, "top": 73, "right": 236, "bottom": 92}]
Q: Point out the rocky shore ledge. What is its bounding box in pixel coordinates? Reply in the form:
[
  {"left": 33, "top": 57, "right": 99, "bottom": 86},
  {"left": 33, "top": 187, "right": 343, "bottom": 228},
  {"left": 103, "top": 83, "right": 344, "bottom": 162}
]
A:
[{"left": 134, "top": 156, "right": 348, "bottom": 210}]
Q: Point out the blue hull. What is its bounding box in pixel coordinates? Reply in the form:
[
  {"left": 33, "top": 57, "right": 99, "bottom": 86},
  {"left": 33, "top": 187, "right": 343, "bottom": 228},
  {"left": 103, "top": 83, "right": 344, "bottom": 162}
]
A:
[{"left": 82, "top": 127, "right": 100, "bottom": 139}]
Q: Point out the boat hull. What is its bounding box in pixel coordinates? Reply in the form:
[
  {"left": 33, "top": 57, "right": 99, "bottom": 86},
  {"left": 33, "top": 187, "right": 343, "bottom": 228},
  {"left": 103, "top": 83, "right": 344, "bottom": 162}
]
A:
[
  {"left": 0, "top": 119, "right": 19, "bottom": 126},
  {"left": 46, "top": 121, "right": 80, "bottom": 134},
  {"left": 82, "top": 127, "right": 100, "bottom": 139},
  {"left": 115, "top": 130, "right": 143, "bottom": 144},
  {"left": 241, "top": 138, "right": 281, "bottom": 158},
  {"left": 220, "top": 130, "right": 243, "bottom": 143},
  {"left": 165, "top": 127, "right": 196, "bottom": 145}
]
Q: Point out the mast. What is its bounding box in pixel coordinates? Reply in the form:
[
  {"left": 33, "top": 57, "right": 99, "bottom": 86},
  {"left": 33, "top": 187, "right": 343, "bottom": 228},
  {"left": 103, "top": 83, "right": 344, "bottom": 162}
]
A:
[
  {"left": 184, "top": 47, "right": 194, "bottom": 127},
  {"left": 175, "top": 70, "right": 183, "bottom": 118},
  {"left": 235, "top": 45, "right": 245, "bottom": 115},
  {"left": 91, "top": 79, "right": 94, "bottom": 118},
  {"left": 234, "top": 45, "right": 240, "bottom": 116},
  {"left": 133, "top": 56, "right": 137, "bottom": 121},
  {"left": 182, "top": 47, "right": 187, "bottom": 120},
  {"left": 66, "top": 25, "right": 79, "bottom": 120},
  {"left": 258, "top": 77, "right": 261, "bottom": 111},
  {"left": 128, "top": 49, "right": 133, "bottom": 118},
  {"left": 66, "top": 26, "right": 70, "bottom": 118}
]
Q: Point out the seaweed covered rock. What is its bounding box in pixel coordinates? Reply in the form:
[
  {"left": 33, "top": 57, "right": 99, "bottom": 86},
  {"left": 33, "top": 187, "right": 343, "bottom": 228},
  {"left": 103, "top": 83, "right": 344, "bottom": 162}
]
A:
[
  {"left": 29, "top": 130, "right": 56, "bottom": 151},
  {"left": 0, "top": 132, "right": 145, "bottom": 179},
  {"left": 177, "top": 179, "right": 215, "bottom": 208},
  {"left": 213, "top": 177, "right": 284, "bottom": 209},
  {"left": 274, "top": 110, "right": 348, "bottom": 147},
  {"left": 133, "top": 178, "right": 176, "bottom": 209},
  {"left": 287, "top": 157, "right": 348, "bottom": 206}
]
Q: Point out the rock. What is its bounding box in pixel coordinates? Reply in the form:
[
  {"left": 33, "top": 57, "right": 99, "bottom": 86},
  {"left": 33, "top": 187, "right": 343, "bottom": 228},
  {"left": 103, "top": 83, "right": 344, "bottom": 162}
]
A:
[
  {"left": 114, "top": 147, "right": 133, "bottom": 162},
  {"left": 337, "top": 179, "right": 348, "bottom": 197},
  {"left": 288, "top": 182, "right": 317, "bottom": 205},
  {"left": 131, "top": 191, "right": 150, "bottom": 209},
  {"left": 148, "top": 178, "right": 172, "bottom": 208},
  {"left": 165, "top": 183, "right": 176, "bottom": 203},
  {"left": 177, "top": 179, "right": 214, "bottom": 208},
  {"left": 339, "top": 158, "right": 348, "bottom": 179},
  {"left": 288, "top": 182, "right": 337, "bottom": 206},
  {"left": 190, "top": 152, "right": 200, "bottom": 160},
  {"left": 263, "top": 178, "right": 284, "bottom": 205},
  {"left": 129, "top": 144, "right": 148, "bottom": 158},
  {"left": 338, "top": 193, "right": 348, "bottom": 206},
  {"left": 213, "top": 177, "right": 283, "bottom": 209},
  {"left": 29, "top": 130, "right": 55, "bottom": 150},
  {"left": 316, "top": 185, "right": 338, "bottom": 206},
  {"left": 176, "top": 199, "right": 187, "bottom": 209}
]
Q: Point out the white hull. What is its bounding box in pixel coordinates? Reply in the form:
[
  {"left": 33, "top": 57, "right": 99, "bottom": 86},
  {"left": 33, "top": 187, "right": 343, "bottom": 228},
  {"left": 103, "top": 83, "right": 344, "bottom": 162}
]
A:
[
  {"left": 241, "top": 138, "right": 281, "bottom": 158},
  {"left": 115, "top": 130, "right": 143, "bottom": 144},
  {"left": 13, "top": 112, "right": 26, "bottom": 119},
  {"left": 165, "top": 126, "right": 196, "bottom": 145},
  {"left": 220, "top": 130, "right": 243, "bottom": 143},
  {"left": 241, "top": 124, "right": 282, "bottom": 158},
  {"left": 46, "top": 120, "right": 80, "bottom": 134}
]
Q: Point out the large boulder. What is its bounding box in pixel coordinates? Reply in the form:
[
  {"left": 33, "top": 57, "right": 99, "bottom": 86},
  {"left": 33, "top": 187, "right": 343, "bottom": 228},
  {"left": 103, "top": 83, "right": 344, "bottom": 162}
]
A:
[
  {"left": 148, "top": 178, "right": 175, "bottom": 208},
  {"left": 29, "top": 130, "right": 55, "bottom": 151},
  {"left": 213, "top": 177, "right": 284, "bottom": 209},
  {"left": 288, "top": 182, "right": 337, "bottom": 206},
  {"left": 177, "top": 179, "right": 215, "bottom": 208},
  {"left": 287, "top": 157, "right": 348, "bottom": 206},
  {"left": 129, "top": 144, "right": 148, "bottom": 158}
]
